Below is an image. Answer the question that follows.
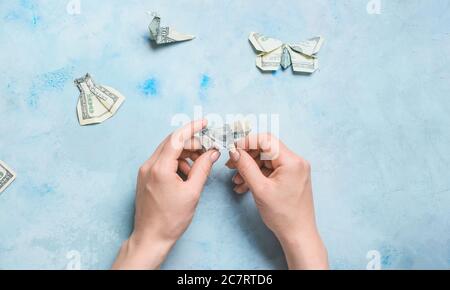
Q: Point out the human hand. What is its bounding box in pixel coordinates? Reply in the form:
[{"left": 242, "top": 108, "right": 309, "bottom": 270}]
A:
[
  {"left": 113, "top": 119, "right": 220, "bottom": 270},
  {"left": 226, "top": 134, "right": 328, "bottom": 269}
]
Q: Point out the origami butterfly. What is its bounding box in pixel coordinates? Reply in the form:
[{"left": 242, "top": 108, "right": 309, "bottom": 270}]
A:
[{"left": 249, "top": 32, "right": 324, "bottom": 73}]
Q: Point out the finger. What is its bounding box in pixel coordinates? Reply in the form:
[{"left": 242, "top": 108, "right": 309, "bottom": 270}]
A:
[
  {"left": 261, "top": 167, "right": 273, "bottom": 178},
  {"left": 255, "top": 157, "right": 264, "bottom": 168},
  {"left": 264, "top": 160, "right": 273, "bottom": 170},
  {"left": 225, "top": 159, "right": 236, "bottom": 169},
  {"left": 143, "top": 129, "right": 202, "bottom": 171},
  {"left": 232, "top": 173, "right": 245, "bottom": 185},
  {"left": 158, "top": 119, "right": 207, "bottom": 171},
  {"left": 233, "top": 166, "right": 273, "bottom": 192},
  {"left": 232, "top": 154, "right": 265, "bottom": 184},
  {"left": 184, "top": 136, "right": 203, "bottom": 151},
  {"left": 188, "top": 150, "right": 221, "bottom": 191},
  {"left": 235, "top": 134, "right": 290, "bottom": 169},
  {"left": 179, "top": 136, "right": 203, "bottom": 160},
  {"left": 229, "top": 149, "right": 267, "bottom": 193},
  {"left": 249, "top": 150, "right": 261, "bottom": 159},
  {"left": 178, "top": 159, "right": 191, "bottom": 176},
  {"left": 226, "top": 150, "right": 260, "bottom": 169},
  {"left": 234, "top": 184, "right": 250, "bottom": 194},
  {"left": 163, "top": 119, "right": 207, "bottom": 159},
  {"left": 179, "top": 150, "right": 202, "bottom": 160},
  {"left": 189, "top": 152, "right": 201, "bottom": 162}
]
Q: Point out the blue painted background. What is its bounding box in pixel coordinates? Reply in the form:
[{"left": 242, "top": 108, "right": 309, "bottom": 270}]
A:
[{"left": 0, "top": 0, "right": 449, "bottom": 270}]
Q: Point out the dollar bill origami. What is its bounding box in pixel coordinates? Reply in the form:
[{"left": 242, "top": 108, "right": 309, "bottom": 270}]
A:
[
  {"left": 148, "top": 12, "right": 195, "bottom": 45},
  {"left": 199, "top": 120, "right": 252, "bottom": 152},
  {"left": 249, "top": 32, "right": 324, "bottom": 74},
  {"left": 74, "top": 74, "right": 126, "bottom": 126},
  {"left": 0, "top": 160, "right": 16, "bottom": 194}
]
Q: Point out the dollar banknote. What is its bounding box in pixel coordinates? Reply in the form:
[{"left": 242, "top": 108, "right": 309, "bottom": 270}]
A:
[
  {"left": 148, "top": 12, "right": 195, "bottom": 45},
  {"left": 74, "top": 74, "right": 125, "bottom": 126},
  {"left": 199, "top": 120, "right": 252, "bottom": 152},
  {"left": 0, "top": 161, "right": 16, "bottom": 194},
  {"left": 249, "top": 32, "right": 324, "bottom": 73}
]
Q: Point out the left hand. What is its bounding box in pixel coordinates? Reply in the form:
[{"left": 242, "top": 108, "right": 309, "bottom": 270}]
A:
[{"left": 112, "top": 119, "right": 220, "bottom": 270}]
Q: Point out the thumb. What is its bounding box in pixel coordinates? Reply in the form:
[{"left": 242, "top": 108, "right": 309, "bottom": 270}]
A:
[
  {"left": 188, "top": 150, "right": 220, "bottom": 190},
  {"left": 230, "top": 149, "right": 267, "bottom": 192}
]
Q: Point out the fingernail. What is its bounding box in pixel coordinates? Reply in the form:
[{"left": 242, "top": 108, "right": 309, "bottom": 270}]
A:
[
  {"left": 229, "top": 149, "right": 240, "bottom": 162},
  {"left": 210, "top": 150, "right": 221, "bottom": 163}
]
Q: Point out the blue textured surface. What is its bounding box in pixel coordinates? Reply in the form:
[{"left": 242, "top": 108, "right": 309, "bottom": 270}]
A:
[{"left": 0, "top": 0, "right": 449, "bottom": 270}]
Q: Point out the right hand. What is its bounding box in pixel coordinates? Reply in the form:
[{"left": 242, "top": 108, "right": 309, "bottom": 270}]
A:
[{"left": 226, "top": 134, "right": 328, "bottom": 269}]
